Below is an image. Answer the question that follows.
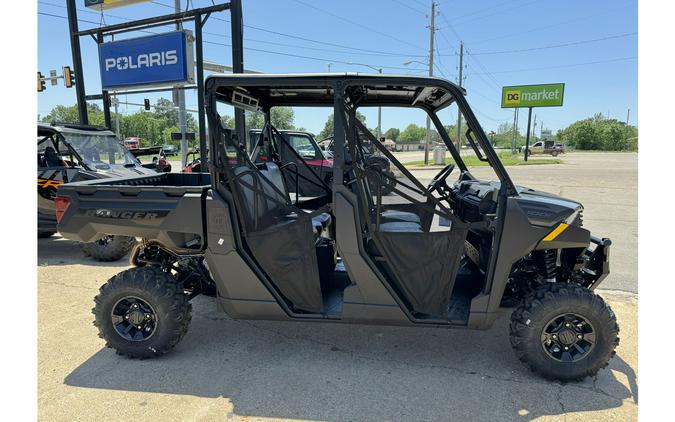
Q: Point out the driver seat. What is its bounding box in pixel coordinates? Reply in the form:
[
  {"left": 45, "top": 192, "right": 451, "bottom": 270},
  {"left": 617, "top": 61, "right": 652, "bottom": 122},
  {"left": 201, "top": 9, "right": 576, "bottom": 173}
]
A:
[{"left": 43, "top": 147, "right": 62, "bottom": 167}]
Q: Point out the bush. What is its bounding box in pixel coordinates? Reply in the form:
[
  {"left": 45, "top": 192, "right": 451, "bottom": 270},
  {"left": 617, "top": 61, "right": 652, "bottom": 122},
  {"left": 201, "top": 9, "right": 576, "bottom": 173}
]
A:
[{"left": 557, "top": 114, "right": 637, "bottom": 151}]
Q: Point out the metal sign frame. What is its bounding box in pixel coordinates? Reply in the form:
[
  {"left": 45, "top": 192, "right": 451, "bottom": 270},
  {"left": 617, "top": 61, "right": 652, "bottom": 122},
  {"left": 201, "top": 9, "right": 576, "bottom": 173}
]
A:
[{"left": 65, "top": 0, "right": 244, "bottom": 168}]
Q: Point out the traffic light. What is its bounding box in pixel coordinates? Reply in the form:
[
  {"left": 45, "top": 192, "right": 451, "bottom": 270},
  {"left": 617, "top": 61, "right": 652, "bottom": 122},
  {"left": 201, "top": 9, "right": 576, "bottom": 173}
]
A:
[
  {"left": 144, "top": 99, "right": 150, "bottom": 111},
  {"left": 63, "top": 66, "right": 75, "bottom": 88},
  {"left": 37, "top": 72, "right": 46, "bottom": 92}
]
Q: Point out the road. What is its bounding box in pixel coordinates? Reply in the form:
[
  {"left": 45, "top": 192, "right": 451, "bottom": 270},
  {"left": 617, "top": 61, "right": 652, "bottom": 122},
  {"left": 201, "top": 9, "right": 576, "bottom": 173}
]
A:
[{"left": 38, "top": 152, "right": 638, "bottom": 421}]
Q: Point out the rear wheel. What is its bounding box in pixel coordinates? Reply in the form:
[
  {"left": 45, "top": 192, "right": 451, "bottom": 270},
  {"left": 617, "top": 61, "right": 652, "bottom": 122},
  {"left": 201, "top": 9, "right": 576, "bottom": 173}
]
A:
[
  {"left": 551, "top": 150, "right": 559, "bottom": 157},
  {"left": 38, "top": 230, "right": 56, "bottom": 238},
  {"left": 93, "top": 266, "right": 192, "bottom": 358},
  {"left": 510, "top": 283, "right": 619, "bottom": 381},
  {"left": 82, "top": 235, "right": 136, "bottom": 262}
]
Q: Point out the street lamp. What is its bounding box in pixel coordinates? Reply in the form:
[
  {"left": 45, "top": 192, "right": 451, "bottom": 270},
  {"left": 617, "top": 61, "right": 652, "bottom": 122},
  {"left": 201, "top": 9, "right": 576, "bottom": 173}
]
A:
[{"left": 346, "top": 62, "right": 383, "bottom": 138}]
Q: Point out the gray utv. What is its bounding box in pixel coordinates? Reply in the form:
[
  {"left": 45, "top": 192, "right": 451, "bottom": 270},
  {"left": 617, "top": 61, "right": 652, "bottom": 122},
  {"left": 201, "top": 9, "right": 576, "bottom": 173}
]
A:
[
  {"left": 38, "top": 123, "right": 156, "bottom": 261},
  {"left": 56, "top": 74, "right": 617, "bottom": 381}
]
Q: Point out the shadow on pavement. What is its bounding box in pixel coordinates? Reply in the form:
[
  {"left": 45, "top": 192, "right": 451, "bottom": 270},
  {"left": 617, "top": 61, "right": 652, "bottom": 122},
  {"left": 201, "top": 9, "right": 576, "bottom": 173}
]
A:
[
  {"left": 65, "top": 296, "right": 636, "bottom": 421},
  {"left": 38, "top": 235, "right": 130, "bottom": 268}
]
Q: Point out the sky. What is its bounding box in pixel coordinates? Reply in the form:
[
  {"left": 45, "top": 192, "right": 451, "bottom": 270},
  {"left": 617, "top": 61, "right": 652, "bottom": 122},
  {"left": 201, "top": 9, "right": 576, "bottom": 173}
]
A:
[{"left": 37, "top": 0, "right": 638, "bottom": 136}]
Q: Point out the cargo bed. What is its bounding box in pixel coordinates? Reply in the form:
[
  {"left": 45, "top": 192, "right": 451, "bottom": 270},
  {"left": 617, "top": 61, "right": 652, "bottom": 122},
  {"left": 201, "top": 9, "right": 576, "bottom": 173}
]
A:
[{"left": 56, "top": 173, "right": 212, "bottom": 251}]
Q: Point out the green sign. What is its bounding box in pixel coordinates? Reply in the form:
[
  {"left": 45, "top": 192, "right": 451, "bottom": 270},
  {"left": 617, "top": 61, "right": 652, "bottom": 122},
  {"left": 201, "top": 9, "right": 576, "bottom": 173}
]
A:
[{"left": 501, "top": 83, "right": 565, "bottom": 108}]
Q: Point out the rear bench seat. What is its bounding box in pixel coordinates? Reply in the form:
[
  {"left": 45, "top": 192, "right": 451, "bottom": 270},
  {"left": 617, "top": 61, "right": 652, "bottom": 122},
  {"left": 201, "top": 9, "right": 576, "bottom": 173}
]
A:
[{"left": 258, "top": 162, "right": 332, "bottom": 237}]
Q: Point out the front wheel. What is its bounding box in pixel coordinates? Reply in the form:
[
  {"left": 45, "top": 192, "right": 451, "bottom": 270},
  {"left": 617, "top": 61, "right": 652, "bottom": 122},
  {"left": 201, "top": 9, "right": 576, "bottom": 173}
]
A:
[
  {"left": 551, "top": 150, "right": 559, "bottom": 157},
  {"left": 93, "top": 267, "right": 192, "bottom": 359},
  {"left": 509, "top": 283, "right": 619, "bottom": 382},
  {"left": 82, "top": 235, "right": 136, "bottom": 262}
]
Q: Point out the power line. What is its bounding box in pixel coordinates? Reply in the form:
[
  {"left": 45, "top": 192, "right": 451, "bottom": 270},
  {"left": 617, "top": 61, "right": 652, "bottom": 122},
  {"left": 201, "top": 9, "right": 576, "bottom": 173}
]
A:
[
  {"left": 468, "top": 32, "right": 637, "bottom": 55},
  {"left": 452, "top": 0, "right": 541, "bottom": 27},
  {"left": 41, "top": 0, "right": 431, "bottom": 58},
  {"left": 391, "top": 0, "right": 427, "bottom": 16},
  {"left": 471, "top": 1, "right": 636, "bottom": 45},
  {"left": 466, "top": 56, "right": 637, "bottom": 75},
  {"left": 37, "top": 10, "right": 427, "bottom": 73},
  {"left": 290, "top": 0, "right": 425, "bottom": 50}
]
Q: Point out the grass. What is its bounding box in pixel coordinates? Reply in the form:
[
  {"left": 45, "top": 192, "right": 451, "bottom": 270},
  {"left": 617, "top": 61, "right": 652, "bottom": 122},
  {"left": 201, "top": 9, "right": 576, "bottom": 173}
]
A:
[{"left": 403, "top": 151, "right": 562, "bottom": 167}]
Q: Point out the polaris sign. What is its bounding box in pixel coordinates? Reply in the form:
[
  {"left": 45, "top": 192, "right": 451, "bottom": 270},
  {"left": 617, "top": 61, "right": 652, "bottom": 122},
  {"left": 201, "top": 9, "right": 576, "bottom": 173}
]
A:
[{"left": 98, "top": 31, "right": 194, "bottom": 90}]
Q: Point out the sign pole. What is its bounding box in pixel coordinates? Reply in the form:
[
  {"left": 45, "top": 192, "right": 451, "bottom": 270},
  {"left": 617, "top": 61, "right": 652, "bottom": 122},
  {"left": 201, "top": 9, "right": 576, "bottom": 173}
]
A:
[
  {"left": 97, "top": 32, "right": 112, "bottom": 130},
  {"left": 195, "top": 13, "right": 207, "bottom": 167},
  {"left": 524, "top": 107, "right": 533, "bottom": 162},
  {"left": 66, "top": 0, "right": 88, "bottom": 124},
  {"left": 230, "top": 0, "right": 246, "bottom": 149}
]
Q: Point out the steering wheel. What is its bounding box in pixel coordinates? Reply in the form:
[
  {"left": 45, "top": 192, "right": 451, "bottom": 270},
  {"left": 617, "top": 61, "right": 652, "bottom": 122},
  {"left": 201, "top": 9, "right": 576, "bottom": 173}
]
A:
[{"left": 427, "top": 163, "right": 455, "bottom": 196}]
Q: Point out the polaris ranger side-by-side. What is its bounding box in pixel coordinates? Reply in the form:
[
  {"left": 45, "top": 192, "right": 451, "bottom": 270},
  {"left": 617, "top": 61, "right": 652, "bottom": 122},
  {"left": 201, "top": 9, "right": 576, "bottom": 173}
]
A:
[
  {"left": 38, "top": 123, "right": 156, "bottom": 261},
  {"left": 56, "top": 74, "right": 617, "bottom": 381}
]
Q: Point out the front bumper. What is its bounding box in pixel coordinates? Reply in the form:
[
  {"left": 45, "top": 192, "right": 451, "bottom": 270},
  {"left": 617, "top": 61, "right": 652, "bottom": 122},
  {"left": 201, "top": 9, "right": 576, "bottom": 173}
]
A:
[{"left": 582, "top": 236, "right": 612, "bottom": 289}]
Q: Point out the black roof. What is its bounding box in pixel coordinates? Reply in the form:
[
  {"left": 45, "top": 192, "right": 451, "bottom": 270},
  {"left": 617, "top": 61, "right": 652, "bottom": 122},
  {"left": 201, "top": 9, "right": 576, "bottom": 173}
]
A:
[{"left": 205, "top": 73, "right": 465, "bottom": 110}]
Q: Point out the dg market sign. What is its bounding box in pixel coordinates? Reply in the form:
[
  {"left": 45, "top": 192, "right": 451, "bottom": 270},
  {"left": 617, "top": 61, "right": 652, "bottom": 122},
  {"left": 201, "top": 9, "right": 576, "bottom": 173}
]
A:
[
  {"left": 98, "top": 31, "right": 195, "bottom": 90},
  {"left": 501, "top": 83, "right": 565, "bottom": 108}
]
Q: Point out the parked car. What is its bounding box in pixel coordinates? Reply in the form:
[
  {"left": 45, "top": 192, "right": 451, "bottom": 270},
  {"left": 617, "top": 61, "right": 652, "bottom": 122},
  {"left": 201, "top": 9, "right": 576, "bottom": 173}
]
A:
[
  {"left": 162, "top": 144, "right": 179, "bottom": 156},
  {"left": 124, "top": 137, "right": 142, "bottom": 149},
  {"left": 528, "top": 140, "right": 565, "bottom": 157}
]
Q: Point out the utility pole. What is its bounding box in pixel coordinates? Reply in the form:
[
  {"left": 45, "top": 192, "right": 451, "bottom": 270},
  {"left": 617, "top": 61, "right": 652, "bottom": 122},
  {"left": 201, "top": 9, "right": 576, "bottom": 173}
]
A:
[
  {"left": 532, "top": 114, "right": 537, "bottom": 139},
  {"left": 626, "top": 108, "right": 630, "bottom": 125},
  {"left": 175, "top": 0, "right": 189, "bottom": 167},
  {"left": 423, "top": 0, "right": 436, "bottom": 166},
  {"left": 112, "top": 96, "right": 121, "bottom": 138},
  {"left": 456, "top": 41, "right": 464, "bottom": 152},
  {"left": 377, "top": 68, "right": 382, "bottom": 139}
]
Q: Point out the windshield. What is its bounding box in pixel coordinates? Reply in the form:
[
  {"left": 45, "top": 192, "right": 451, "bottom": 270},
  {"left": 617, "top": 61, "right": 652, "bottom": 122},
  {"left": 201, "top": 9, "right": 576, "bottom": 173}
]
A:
[{"left": 63, "top": 133, "right": 137, "bottom": 169}]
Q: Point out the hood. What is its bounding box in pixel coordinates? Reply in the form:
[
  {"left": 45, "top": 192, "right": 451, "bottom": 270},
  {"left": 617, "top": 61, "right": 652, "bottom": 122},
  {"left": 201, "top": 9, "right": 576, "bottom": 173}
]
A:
[
  {"left": 515, "top": 185, "right": 583, "bottom": 227},
  {"left": 85, "top": 163, "right": 157, "bottom": 179}
]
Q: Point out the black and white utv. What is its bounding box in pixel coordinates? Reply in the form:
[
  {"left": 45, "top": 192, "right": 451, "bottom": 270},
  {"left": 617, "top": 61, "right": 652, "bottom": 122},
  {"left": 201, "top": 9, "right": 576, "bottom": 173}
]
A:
[
  {"left": 38, "top": 123, "right": 156, "bottom": 261},
  {"left": 56, "top": 74, "right": 617, "bottom": 381}
]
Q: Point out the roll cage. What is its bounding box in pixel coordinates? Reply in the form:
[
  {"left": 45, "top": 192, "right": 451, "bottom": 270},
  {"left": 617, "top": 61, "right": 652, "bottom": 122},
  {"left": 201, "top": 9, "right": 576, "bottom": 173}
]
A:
[
  {"left": 200, "top": 74, "right": 522, "bottom": 321},
  {"left": 205, "top": 73, "right": 517, "bottom": 196}
]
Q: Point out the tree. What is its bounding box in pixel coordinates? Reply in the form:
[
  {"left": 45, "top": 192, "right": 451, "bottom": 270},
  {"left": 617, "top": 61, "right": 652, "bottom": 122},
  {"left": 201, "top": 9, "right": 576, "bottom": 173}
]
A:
[
  {"left": 490, "top": 122, "right": 525, "bottom": 148},
  {"left": 120, "top": 112, "right": 165, "bottom": 145},
  {"left": 42, "top": 103, "right": 106, "bottom": 126},
  {"left": 557, "top": 114, "right": 637, "bottom": 151},
  {"left": 383, "top": 127, "right": 400, "bottom": 141},
  {"left": 245, "top": 107, "right": 296, "bottom": 130},
  {"left": 398, "top": 123, "right": 426, "bottom": 143},
  {"left": 318, "top": 112, "right": 366, "bottom": 140},
  {"left": 152, "top": 98, "right": 198, "bottom": 134}
]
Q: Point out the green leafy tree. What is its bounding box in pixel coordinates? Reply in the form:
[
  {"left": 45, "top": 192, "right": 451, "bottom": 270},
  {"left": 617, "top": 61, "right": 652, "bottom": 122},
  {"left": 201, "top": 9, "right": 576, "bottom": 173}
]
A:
[
  {"left": 383, "top": 127, "right": 400, "bottom": 141},
  {"left": 42, "top": 103, "right": 106, "bottom": 126},
  {"left": 490, "top": 122, "right": 526, "bottom": 148},
  {"left": 318, "top": 112, "right": 366, "bottom": 140},
  {"left": 398, "top": 123, "right": 426, "bottom": 143},
  {"left": 246, "top": 107, "right": 296, "bottom": 130},
  {"left": 152, "top": 98, "right": 198, "bottom": 133},
  {"left": 557, "top": 114, "right": 637, "bottom": 151}
]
